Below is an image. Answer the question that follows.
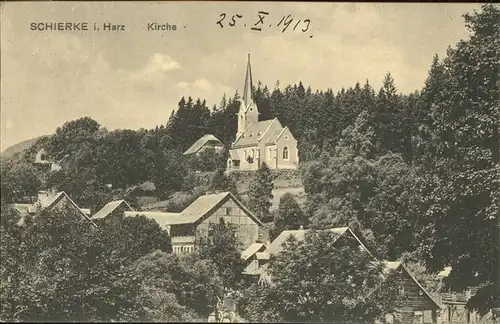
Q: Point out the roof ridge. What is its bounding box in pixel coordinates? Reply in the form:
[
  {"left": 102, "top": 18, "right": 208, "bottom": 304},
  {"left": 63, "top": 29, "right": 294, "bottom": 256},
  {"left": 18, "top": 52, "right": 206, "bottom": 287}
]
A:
[
  {"left": 274, "top": 126, "right": 288, "bottom": 143},
  {"left": 399, "top": 263, "right": 443, "bottom": 309},
  {"left": 55, "top": 191, "right": 97, "bottom": 227},
  {"left": 258, "top": 118, "right": 277, "bottom": 142}
]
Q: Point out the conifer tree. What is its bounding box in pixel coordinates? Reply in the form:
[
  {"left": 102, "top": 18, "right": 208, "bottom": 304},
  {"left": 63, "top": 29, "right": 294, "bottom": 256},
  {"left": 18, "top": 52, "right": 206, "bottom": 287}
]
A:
[
  {"left": 247, "top": 162, "right": 274, "bottom": 221},
  {"left": 269, "top": 193, "right": 305, "bottom": 240}
]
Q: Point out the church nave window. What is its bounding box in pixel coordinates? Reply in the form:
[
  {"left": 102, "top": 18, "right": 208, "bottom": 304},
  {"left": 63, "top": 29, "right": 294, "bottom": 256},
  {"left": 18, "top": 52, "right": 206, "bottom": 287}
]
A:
[{"left": 283, "top": 146, "right": 289, "bottom": 160}]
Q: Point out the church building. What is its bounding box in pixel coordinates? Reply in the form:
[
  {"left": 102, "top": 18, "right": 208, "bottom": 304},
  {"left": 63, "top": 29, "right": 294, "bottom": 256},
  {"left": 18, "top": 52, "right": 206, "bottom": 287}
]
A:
[{"left": 227, "top": 55, "right": 299, "bottom": 172}]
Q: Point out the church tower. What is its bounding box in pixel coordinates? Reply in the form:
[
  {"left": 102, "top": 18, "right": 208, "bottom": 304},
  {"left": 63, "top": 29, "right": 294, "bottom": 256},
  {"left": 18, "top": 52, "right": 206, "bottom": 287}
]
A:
[{"left": 237, "top": 54, "right": 259, "bottom": 137}]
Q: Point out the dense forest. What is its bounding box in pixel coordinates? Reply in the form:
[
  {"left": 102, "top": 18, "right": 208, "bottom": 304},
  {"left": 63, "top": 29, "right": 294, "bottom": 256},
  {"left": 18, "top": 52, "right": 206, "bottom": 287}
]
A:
[{"left": 1, "top": 4, "right": 499, "bottom": 321}]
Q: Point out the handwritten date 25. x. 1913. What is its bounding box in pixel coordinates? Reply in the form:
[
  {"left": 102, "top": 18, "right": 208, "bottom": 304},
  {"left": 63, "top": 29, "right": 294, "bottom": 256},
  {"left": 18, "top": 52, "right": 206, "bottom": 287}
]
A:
[{"left": 216, "top": 11, "right": 312, "bottom": 37}]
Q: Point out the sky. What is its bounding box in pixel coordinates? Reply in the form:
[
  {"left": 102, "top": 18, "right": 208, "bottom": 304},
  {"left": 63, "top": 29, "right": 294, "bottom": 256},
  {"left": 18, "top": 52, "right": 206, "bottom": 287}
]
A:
[{"left": 0, "top": 2, "right": 482, "bottom": 151}]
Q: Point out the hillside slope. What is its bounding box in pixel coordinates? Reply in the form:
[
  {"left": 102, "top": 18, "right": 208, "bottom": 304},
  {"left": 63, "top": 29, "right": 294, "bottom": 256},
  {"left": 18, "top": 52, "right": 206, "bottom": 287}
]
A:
[
  {"left": 1, "top": 136, "right": 41, "bottom": 157},
  {"left": 235, "top": 171, "right": 305, "bottom": 211}
]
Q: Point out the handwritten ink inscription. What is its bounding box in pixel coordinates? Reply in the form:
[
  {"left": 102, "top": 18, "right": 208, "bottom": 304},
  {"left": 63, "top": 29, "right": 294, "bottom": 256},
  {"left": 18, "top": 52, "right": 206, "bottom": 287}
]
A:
[{"left": 216, "top": 11, "right": 312, "bottom": 37}]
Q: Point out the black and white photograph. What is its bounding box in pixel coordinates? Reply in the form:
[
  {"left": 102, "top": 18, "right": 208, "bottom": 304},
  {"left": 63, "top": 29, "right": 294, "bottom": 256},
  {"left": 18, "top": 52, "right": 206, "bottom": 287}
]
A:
[{"left": 1, "top": 2, "right": 499, "bottom": 323}]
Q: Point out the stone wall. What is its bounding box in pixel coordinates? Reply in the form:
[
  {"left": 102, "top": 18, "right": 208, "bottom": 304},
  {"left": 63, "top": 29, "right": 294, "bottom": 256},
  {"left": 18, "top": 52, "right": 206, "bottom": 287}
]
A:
[{"left": 228, "top": 169, "right": 302, "bottom": 187}]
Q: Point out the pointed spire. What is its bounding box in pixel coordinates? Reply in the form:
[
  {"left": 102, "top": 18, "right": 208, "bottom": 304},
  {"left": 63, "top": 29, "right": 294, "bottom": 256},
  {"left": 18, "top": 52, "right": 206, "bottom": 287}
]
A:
[{"left": 242, "top": 53, "right": 253, "bottom": 108}]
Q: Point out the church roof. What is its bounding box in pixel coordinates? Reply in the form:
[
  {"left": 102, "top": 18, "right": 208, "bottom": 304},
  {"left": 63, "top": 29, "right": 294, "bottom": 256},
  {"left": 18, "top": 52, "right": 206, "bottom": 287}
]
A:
[
  {"left": 232, "top": 118, "right": 280, "bottom": 148},
  {"left": 183, "top": 134, "right": 223, "bottom": 155},
  {"left": 242, "top": 53, "right": 254, "bottom": 110}
]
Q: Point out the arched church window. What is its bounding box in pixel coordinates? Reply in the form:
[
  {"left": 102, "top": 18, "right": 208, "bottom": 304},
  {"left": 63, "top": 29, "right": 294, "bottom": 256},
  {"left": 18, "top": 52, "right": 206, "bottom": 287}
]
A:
[
  {"left": 244, "top": 150, "right": 247, "bottom": 159},
  {"left": 251, "top": 149, "right": 255, "bottom": 158},
  {"left": 268, "top": 148, "right": 272, "bottom": 160},
  {"left": 249, "top": 132, "right": 253, "bottom": 137},
  {"left": 283, "top": 146, "right": 289, "bottom": 160}
]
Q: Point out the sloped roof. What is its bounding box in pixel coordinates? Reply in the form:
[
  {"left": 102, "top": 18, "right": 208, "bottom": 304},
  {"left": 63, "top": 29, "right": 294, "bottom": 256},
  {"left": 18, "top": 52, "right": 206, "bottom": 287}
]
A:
[
  {"left": 241, "top": 243, "right": 266, "bottom": 261},
  {"left": 92, "top": 200, "right": 134, "bottom": 219},
  {"left": 8, "top": 203, "right": 33, "bottom": 215},
  {"left": 264, "top": 227, "right": 367, "bottom": 256},
  {"left": 382, "top": 261, "right": 442, "bottom": 309},
  {"left": 232, "top": 119, "right": 277, "bottom": 148},
  {"left": 34, "top": 191, "right": 97, "bottom": 227},
  {"left": 183, "top": 134, "right": 223, "bottom": 155},
  {"left": 265, "top": 129, "right": 284, "bottom": 144},
  {"left": 124, "top": 211, "right": 182, "bottom": 227},
  {"left": 125, "top": 192, "right": 264, "bottom": 227},
  {"left": 242, "top": 54, "right": 254, "bottom": 110},
  {"left": 256, "top": 252, "right": 270, "bottom": 260}
]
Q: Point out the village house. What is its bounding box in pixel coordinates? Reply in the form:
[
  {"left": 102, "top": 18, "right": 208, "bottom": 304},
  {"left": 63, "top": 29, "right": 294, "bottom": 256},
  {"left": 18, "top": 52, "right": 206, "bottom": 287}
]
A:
[
  {"left": 124, "top": 191, "right": 263, "bottom": 253},
  {"left": 8, "top": 189, "right": 96, "bottom": 227},
  {"left": 224, "top": 54, "right": 299, "bottom": 172},
  {"left": 183, "top": 134, "right": 225, "bottom": 156},
  {"left": 34, "top": 148, "right": 69, "bottom": 172},
  {"left": 92, "top": 199, "right": 134, "bottom": 220},
  {"left": 250, "top": 227, "right": 442, "bottom": 324},
  {"left": 380, "top": 262, "right": 442, "bottom": 324},
  {"left": 241, "top": 242, "right": 268, "bottom": 276},
  {"left": 436, "top": 267, "right": 484, "bottom": 324}
]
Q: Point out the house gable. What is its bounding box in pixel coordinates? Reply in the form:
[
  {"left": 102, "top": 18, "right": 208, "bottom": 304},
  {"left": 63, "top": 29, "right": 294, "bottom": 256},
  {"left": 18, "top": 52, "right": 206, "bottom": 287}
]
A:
[
  {"left": 195, "top": 193, "right": 262, "bottom": 250},
  {"left": 184, "top": 134, "right": 224, "bottom": 155},
  {"left": 43, "top": 192, "right": 97, "bottom": 227},
  {"left": 384, "top": 262, "right": 442, "bottom": 311}
]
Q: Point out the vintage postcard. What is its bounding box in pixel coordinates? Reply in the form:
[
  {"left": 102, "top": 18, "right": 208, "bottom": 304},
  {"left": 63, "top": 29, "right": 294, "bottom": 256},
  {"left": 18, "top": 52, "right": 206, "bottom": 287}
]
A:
[{"left": 1, "top": 2, "right": 499, "bottom": 323}]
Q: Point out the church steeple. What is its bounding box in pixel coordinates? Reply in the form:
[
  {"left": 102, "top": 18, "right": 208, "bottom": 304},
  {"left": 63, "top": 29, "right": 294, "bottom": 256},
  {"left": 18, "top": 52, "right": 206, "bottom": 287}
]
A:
[
  {"left": 242, "top": 53, "right": 254, "bottom": 108},
  {"left": 237, "top": 54, "right": 259, "bottom": 138}
]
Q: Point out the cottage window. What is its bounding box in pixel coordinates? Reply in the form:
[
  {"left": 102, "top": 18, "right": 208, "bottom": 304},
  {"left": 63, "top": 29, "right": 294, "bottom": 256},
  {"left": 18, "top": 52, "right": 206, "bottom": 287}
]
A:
[
  {"left": 251, "top": 149, "right": 255, "bottom": 158},
  {"left": 225, "top": 207, "right": 232, "bottom": 215},
  {"left": 282, "top": 146, "right": 289, "bottom": 160}
]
